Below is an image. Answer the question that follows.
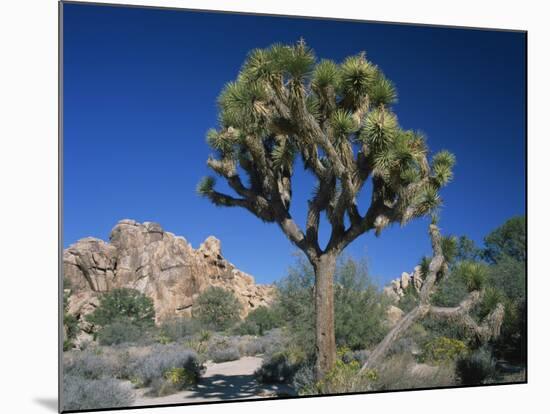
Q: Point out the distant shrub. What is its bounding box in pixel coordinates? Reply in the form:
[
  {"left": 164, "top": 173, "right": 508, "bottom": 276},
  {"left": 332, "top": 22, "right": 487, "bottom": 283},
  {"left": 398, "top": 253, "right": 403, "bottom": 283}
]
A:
[
  {"left": 193, "top": 287, "right": 242, "bottom": 331},
  {"left": 159, "top": 317, "right": 202, "bottom": 342},
  {"left": 456, "top": 347, "right": 496, "bottom": 385},
  {"left": 210, "top": 347, "right": 241, "bottom": 363},
  {"left": 243, "top": 306, "right": 283, "bottom": 335},
  {"left": 237, "top": 328, "right": 287, "bottom": 357},
  {"left": 421, "top": 337, "right": 468, "bottom": 363},
  {"left": 63, "top": 375, "right": 134, "bottom": 411},
  {"left": 129, "top": 344, "right": 201, "bottom": 393},
  {"left": 232, "top": 320, "right": 260, "bottom": 336},
  {"left": 86, "top": 288, "right": 155, "bottom": 330},
  {"left": 97, "top": 317, "right": 144, "bottom": 346}
]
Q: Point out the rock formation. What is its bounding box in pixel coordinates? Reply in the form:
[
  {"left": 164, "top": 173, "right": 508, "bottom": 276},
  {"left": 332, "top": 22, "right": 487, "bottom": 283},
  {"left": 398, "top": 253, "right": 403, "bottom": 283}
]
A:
[
  {"left": 382, "top": 266, "right": 424, "bottom": 304},
  {"left": 64, "top": 219, "right": 276, "bottom": 339}
]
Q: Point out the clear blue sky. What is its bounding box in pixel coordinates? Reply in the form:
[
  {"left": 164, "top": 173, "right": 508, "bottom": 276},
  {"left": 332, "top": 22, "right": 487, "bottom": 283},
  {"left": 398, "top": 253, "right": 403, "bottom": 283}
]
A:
[{"left": 62, "top": 3, "right": 526, "bottom": 286}]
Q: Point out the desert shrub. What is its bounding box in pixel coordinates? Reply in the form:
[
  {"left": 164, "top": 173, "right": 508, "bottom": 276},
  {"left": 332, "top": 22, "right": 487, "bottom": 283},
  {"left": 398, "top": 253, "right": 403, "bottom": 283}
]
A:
[
  {"left": 210, "top": 347, "right": 241, "bottom": 362},
  {"left": 86, "top": 288, "right": 155, "bottom": 329},
  {"left": 315, "top": 358, "right": 377, "bottom": 394},
  {"left": 276, "top": 258, "right": 316, "bottom": 357},
  {"left": 232, "top": 320, "right": 260, "bottom": 336},
  {"left": 238, "top": 328, "right": 287, "bottom": 356},
  {"left": 341, "top": 349, "right": 370, "bottom": 365},
  {"left": 373, "top": 353, "right": 456, "bottom": 391},
  {"left": 334, "top": 258, "right": 389, "bottom": 349},
  {"left": 193, "top": 287, "right": 242, "bottom": 331},
  {"left": 64, "top": 350, "right": 114, "bottom": 380},
  {"left": 421, "top": 336, "right": 468, "bottom": 363},
  {"left": 237, "top": 306, "right": 283, "bottom": 336},
  {"left": 129, "top": 344, "right": 201, "bottom": 392},
  {"left": 255, "top": 343, "right": 306, "bottom": 384},
  {"left": 255, "top": 352, "right": 297, "bottom": 384},
  {"left": 292, "top": 363, "right": 317, "bottom": 395},
  {"left": 63, "top": 375, "right": 134, "bottom": 411},
  {"left": 96, "top": 317, "right": 144, "bottom": 346},
  {"left": 159, "top": 317, "right": 202, "bottom": 342},
  {"left": 148, "top": 366, "right": 199, "bottom": 396},
  {"left": 456, "top": 347, "right": 497, "bottom": 385},
  {"left": 389, "top": 323, "right": 428, "bottom": 356}
]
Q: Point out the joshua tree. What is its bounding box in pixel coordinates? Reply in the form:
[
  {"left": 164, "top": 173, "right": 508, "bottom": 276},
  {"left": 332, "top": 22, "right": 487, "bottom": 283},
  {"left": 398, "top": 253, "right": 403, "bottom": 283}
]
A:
[{"left": 197, "top": 40, "right": 455, "bottom": 379}]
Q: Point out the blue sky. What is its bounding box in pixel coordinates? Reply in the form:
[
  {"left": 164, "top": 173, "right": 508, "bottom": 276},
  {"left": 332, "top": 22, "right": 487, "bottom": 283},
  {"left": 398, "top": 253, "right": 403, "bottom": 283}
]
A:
[{"left": 62, "top": 3, "right": 526, "bottom": 286}]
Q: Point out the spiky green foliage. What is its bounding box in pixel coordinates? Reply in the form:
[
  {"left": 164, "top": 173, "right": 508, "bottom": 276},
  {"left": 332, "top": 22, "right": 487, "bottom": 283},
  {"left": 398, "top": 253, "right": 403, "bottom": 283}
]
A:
[
  {"left": 432, "top": 150, "right": 456, "bottom": 186},
  {"left": 369, "top": 74, "right": 398, "bottom": 107},
  {"left": 312, "top": 59, "right": 340, "bottom": 91},
  {"left": 196, "top": 176, "right": 215, "bottom": 196},
  {"left": 330, "top": 109, "right": 357, "bottom": 142},
  {"left": 441, "top": 235, "right": 458, "bottom": 263},
  {"left": 455, "top": 261, "right": 488, "bottom": 292},
  {"left": 198, "top": 39, "right": 455, "bottom": 257}
]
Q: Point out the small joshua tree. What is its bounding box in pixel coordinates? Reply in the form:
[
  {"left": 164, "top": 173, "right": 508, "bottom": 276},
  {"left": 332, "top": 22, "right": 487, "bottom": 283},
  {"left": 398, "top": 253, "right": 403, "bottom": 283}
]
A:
[{"left": 198, "top": 40, "right": 455, "bottom": 379}]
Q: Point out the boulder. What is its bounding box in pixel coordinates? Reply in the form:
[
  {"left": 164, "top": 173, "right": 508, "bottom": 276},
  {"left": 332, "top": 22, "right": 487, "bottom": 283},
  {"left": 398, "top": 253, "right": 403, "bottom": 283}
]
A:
[{"left": 386, "top": 305, "right": 405, "bottom": 327}]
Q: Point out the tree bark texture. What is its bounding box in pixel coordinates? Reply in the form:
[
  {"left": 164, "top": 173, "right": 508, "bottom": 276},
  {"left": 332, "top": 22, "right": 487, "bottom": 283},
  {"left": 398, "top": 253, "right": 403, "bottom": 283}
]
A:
[{"left": 314, "top": 253, "right": 337, "bottom": 380}]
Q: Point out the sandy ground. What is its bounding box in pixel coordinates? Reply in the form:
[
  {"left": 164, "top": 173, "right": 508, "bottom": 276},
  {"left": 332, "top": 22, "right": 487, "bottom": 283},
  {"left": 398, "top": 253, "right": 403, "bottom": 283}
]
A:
[{"left": 133, "top": 356, "right": 294, "bottom": 406}]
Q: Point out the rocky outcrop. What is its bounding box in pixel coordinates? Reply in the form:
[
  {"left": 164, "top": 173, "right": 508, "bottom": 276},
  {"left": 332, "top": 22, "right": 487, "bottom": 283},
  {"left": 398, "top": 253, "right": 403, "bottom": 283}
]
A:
[
  {"left": 64, "top": 219, "right": 276, "bottom": 331},
  {"left": 382, "top": 266, "right": 424, "bottom": 304}
]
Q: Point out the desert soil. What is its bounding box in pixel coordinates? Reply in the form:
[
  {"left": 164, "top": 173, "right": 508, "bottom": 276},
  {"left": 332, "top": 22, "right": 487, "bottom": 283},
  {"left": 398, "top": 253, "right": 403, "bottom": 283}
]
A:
[{"left": 133, "top": 356, "right": 294, "bottom": 406}]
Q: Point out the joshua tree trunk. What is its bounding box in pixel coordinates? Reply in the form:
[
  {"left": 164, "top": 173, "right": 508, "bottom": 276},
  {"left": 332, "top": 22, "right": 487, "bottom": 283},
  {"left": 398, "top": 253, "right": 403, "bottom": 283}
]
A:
[{"left": 313, "top": 253, "right": 337, "bottom": 380}]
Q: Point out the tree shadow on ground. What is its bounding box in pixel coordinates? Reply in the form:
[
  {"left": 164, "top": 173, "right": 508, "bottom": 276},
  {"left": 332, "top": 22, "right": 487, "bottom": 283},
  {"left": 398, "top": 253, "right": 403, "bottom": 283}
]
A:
[{"left": 185, "top": 373, "right": 293, "bottom": 401}]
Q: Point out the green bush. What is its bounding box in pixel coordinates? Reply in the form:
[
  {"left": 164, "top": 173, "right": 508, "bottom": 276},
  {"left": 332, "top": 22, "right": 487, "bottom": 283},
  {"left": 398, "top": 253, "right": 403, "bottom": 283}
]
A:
[
  {"left": 96, "top": 317, "right": 144, "bottom": 345},
  {"left": 86, "top": 288, "right": 155, "bottom": 329},
  {"left": 483, "top": 215, "right": 525, "bottom": 264},
  {"left": 421, "top": 336, "right": 468, "bottom": 363},
  {"left": 159, "top": 317, "right": 202, "bottom": 342},
  {"left": 315, "top": 358, "right": 377, "bottom": 394},
  {"left": 334, "top": 258, "right": 389, "bottom": 349},
  {"left": 243, "top": 306, "right": 283, "bottom": 335},
  {"left": 192, "top": 287, "right": 242, "bottom": 331}
]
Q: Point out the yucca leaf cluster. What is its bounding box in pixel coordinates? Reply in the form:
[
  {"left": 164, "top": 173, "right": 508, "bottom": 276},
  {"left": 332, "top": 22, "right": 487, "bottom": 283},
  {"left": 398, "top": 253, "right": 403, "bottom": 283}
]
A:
[{"left": 198, "top": 40, "right": 455, "bottom": 253}]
